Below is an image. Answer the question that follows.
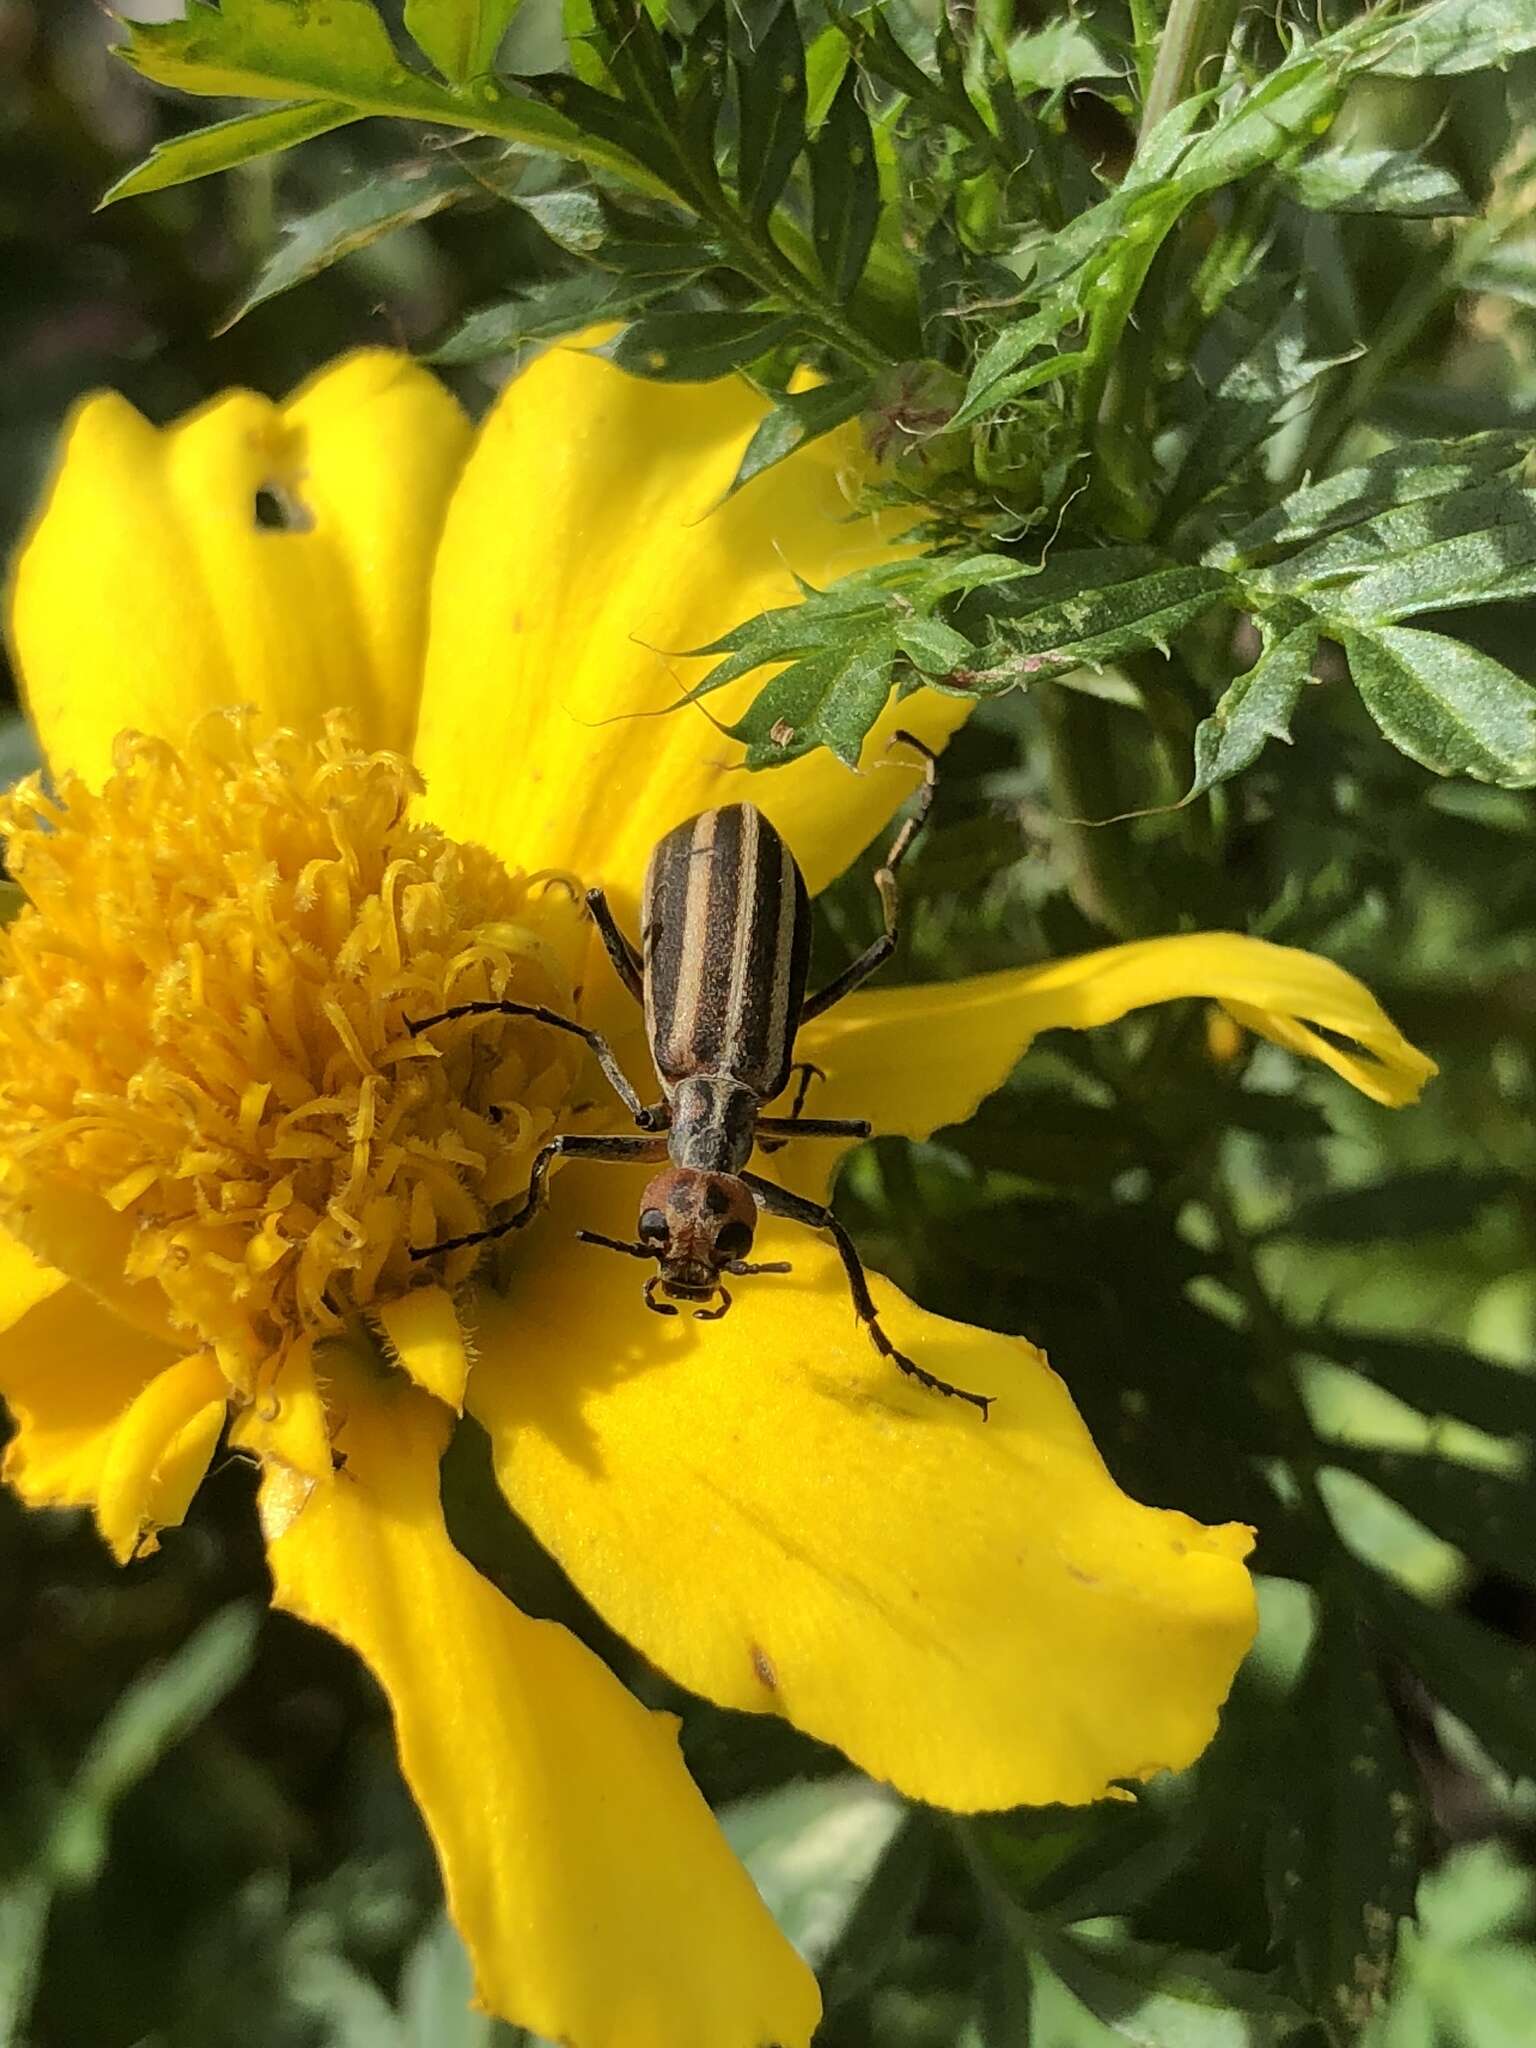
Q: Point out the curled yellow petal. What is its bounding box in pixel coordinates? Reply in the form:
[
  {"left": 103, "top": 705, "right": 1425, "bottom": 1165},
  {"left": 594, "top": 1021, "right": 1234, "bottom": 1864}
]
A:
[
  {"left": 470, "top": 1172, "right": 1257, "bottom": 1813},
  {"left": 95, "top": 1350, "right": 227, "bottom": 1562},
  {"left": 796, "top": 933, "right": 1435, "bottom": 1166},
  {"left": 413, "top": 332, "right": 965, "bottom": 909},
  {"left": 265, "top": 1343, "right": 820, "bottom": 2048},
  {"left": 7, "top": 353, "right": 469, "bottom": 785}
]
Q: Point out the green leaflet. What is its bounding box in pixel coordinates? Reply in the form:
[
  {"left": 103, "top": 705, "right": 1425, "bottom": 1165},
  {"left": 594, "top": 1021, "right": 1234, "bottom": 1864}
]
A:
[
  {"left": 1342, "top": 624, "right": 1536, "bottom": 787},
  {"left": 403, "top": 0, "right": 524, "bottom": 85},
  {"left": 99, "top": 100, "right": 362, "bottom": 206},
  {"left": 734, "top": 0, "right": 807, "bottom": 228},
  {"left": 1336, "top": 1448, "right": 1536, "bottom": 1588},
  {"left": 217, "top": 153, "right": 503, "bottom": 330},
  {"left": 1186, "top": 622, "right": 1316, "bottom": 801},
  {"left": 951, "top": 550, "right": 1235, "bottom": 692},
  {"left": 115, "top": 0, "right": 650, "bottom": 185},
  {"left": 1369, "top": 0, "right": 1536, "bottom": 78},
  {"left": 727, "top": 630, "right": 902, "bottom": 767},
  {"left": 725, "top": 373, "right": 872, "bottom": 497},
  {"left": 427, "top": 269, "right": 694, "bottom": 362},
  {"left": 599, "top": 308, "right": 797, "bottom": 380},
  {"left": 810, "top": 68, "right": 880, "bottom": 300},
  {"left": 1267, "top": 1594, "right": 1421, "bottom": 2046},
  {"left": 1212, "top": 432, "right": 1528, "bottom": 568},
  {"left": 1284, "top": 144, "right": 1473, "bottom": 218}
]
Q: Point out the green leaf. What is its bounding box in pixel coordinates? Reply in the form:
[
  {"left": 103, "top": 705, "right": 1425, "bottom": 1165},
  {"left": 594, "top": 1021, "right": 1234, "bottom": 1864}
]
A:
[
  {"left": 1187, "top": 623, "right": 1315, "bottom": 800},
  {"left": 404, "top": 0, "right": 523, "bottom": 84},
  {"left": 1284, "top": 145, "right": 1473, "bottom": 218},
  {"left": 1266, "top": 1167, "right": 1512, "bottom": 1243},
  {"left": 949, "top": 297, "right": 1084, "bottom": 428},
  {"left": 100, "top": 99, "right": 362, "bottom": 205},
  {"left": 728, "top": 629, "right": 900, "bottom": 767},
  {"left": 428, "top": 268, "right": 688, "bottom": 361},
  {"left": 1311, "top": 1327, "right": 1536, "bottom": 1442},
  {"left": 1267, "top": 1596, "right": 1420, "bottom": 2045},
  {"left": 1341, "top": 624, "right": 1536, "bottom": 787},
  {"left": 1365, "top": 1577, "right": 1536, "bottom": 1786},
  {"left": 1337, "top": 1448, "right": 1536, "bottom": 1587},
  {"left": 722, "top": 1777, "right": 906, "bottom": 1967},
  {"left": 1213, "top": 433, "right": 1527, "bottom": 569},
  {"left": 600, "top": 308, "right": 796, "bottom": 380},
  {"left": 734, "top": 0, "right": 807, "bottom": 228},
  {"left": 1289, "top": 484, "right": 1536, "bottom": 623},
  {"left": 1167, "top": 304, "right": 1343, "bottom": 526},
  {"left": 398, "top": 1911, "right": 496, "bottom": 2048},
  {"left": 47, "top": 1604, "right": 259, "bottom": 1891},
  {"left": 0, "top": 1878, "right": 49, "bottom": 2048},
  {"left": 1036, "top": 1926, "right": 1313, "bottom": 2048},
  {"left": 952, "top": 550, "right": 1235, "bottom": 693},
  {"left": 1370, "top": 0, "right": 1536, "bottom": 79},
  {"left": 217, "top": 153, "right": 492, "bottom": 329},
  {"left": 811, "top": 66, "right": 879, "bottom": 299},
  {"left": 514, "top": 185, "right": 607, "bottom": 254},
  {"left": 727, "top": 373, "right": 871, "bottom": 496},
  {"left": 1461, "top": 237, "right": 1536, "bottom": 309},
  {"left": 117, "top": 0, "right": 650, "bottom": 187}
]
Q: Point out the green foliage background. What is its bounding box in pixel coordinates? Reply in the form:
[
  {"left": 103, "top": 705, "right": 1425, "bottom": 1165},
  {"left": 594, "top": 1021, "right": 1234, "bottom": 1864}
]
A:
[{"left": 3, "top": 1, "right": 1536, "bottom": 2043}]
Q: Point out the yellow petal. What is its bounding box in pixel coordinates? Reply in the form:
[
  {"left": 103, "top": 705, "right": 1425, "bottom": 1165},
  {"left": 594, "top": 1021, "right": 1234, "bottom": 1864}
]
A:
[
  {"left": 0, "top": 1278, "right": 181, "bottom": 1511},
  {"left": 8, "top": 353, "right": 469, "bottom": 785},
  {"left": 264, "top": 1343, "right": 820, "bottom": 2048},
  {"left": 795, "top": 934, "right": 1436, "bottom": 1173},
  {"left": 95, "top": 1350, "right": 228, "bottom": 1562},
  {"left": 413, "top": 335, "right": 966, "bottom": 908},
  {"left": 0, "top": 1225, "right": 67, "bottom": 1335},
  {"left": 228, "top": 1334, "right": 335, "bottom": 1485},
  {"left": 372, "top": 1285, "right": 470, "bottom": 1411},
  {"left": 469, "top": 1173, "right": 1257, "bottom": 1812}
]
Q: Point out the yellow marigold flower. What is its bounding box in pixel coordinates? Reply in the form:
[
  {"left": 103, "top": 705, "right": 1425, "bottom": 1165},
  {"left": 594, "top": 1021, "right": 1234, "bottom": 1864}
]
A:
[{"left": 0, "top": 341, "right": 1435, "bottom": 2048}]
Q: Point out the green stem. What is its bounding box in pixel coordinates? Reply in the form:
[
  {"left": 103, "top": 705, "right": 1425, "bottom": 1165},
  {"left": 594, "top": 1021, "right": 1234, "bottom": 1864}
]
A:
[
  {"left": 1138, "top": 0, "right": 1241, "bottom": 141},
  {"left": 1127, "top": 0, "right": 1163, "bottom": 103}
]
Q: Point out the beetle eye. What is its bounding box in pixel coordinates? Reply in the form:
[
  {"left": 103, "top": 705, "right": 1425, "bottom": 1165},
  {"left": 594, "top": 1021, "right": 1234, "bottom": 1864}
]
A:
[
  {"left": 638, "top": 1207, "right": 668, "bottom": 1242},
  {"left": 715, "top": 1219, "right": 753, "bottom": 1259}
]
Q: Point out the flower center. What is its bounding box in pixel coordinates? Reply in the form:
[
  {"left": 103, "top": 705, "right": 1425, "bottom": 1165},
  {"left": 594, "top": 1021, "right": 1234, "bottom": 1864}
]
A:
[{"left": 0, "top": 713, "right": 587, "bottom": 1385}]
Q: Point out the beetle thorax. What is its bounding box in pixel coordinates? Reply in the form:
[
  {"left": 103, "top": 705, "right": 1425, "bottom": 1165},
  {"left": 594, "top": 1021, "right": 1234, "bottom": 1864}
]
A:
[{"left": 667, "top": 1074, "right": 758, "bottom": 1174}]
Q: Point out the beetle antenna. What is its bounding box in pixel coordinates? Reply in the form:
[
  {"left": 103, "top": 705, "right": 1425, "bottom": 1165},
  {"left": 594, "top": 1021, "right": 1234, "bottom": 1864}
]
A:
[
  {"left": 577, "top": 1228, "right": 654, "bottom": 1260},
  {"left": 726, "top": 1259, "right": 792, "bottom": 1276}
]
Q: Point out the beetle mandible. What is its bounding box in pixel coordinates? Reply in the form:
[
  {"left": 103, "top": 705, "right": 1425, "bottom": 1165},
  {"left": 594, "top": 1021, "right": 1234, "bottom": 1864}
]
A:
[{"left": 408, "top": 733, "right": 991, "bottom": 1417}]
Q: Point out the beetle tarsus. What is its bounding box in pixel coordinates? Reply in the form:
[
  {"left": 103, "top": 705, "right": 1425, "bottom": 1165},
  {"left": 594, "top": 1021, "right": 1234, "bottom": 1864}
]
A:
[{"left": 643, "top": 1275, "right": 679, "bottom": 1316}]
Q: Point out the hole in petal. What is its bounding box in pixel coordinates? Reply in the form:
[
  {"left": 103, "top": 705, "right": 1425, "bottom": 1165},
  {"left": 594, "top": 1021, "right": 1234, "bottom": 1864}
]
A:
[{"left": 253, "top": 481, "right": 314, "bottom": 533}]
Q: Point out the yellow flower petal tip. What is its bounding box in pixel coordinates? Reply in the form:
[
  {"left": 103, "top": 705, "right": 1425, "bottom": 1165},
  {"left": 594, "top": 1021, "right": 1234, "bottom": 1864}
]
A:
[
  {"left": 7, "top": 354, "right": 470, "bottom": 787},
  {"left": 800, "top": 928, "right": 1435, "bottom": 1165}
]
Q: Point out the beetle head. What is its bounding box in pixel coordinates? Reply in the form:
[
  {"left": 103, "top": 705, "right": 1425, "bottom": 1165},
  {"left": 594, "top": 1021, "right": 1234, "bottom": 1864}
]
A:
[{"left": 636, "top": 1166, "right": 759, "bottom": 1313}]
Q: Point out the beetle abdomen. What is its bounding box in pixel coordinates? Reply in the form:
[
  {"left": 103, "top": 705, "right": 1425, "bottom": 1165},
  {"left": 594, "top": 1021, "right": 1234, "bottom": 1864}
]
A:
[{"left": 642, "top": 803, "right": 811, "bottom": 1099}]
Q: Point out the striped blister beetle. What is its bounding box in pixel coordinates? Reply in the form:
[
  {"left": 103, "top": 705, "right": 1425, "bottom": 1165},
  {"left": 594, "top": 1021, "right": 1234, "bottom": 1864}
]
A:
[{"left": 409, "top": 734, "right": 991, "bottom": 1417}]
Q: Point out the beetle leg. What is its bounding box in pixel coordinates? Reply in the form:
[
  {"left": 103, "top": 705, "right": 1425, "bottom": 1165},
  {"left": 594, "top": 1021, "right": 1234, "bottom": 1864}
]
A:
[
  {"left": 798, "top": 731, "right": 937, "bottom": 1024},
  {"left": 741, "top": 1171, "right": 992, "bottom": 1418},
  {"left": 693, "top": 1284, "right": 732, "bottom": 1321},
  {"left": 406, "top": 997, "right": 664, "bottom": 1130},
  {"left": 643, "top": 1275, "right": 679, "bottom": 1317},
  {"left": 585, "top": 886, "right": 644, "bottom": 1005},
  {"left": 757, "top": 1061, "right": 826, "bottom": 1151},
  {"left": 412, "top": 1132, "right": 668, "bottom": 1258}
]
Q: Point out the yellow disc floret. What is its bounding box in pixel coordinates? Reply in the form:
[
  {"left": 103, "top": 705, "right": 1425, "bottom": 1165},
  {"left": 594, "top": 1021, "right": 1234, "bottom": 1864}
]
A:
[{"left": 0, "top": 712, "right": 586, "bottom": 1388}]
